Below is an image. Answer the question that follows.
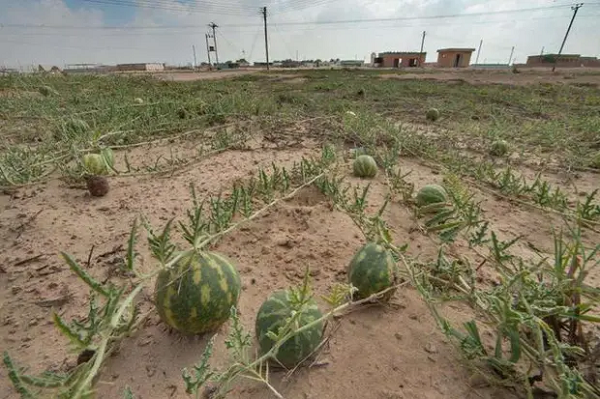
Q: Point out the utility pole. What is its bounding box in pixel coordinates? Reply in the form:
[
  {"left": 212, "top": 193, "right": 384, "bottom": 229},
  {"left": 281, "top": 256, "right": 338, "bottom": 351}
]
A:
[
  {"left": 192, "top": 45, "right": 197, "bottom": 69},
  {"left": 419, "top": 30, "right": 426, "bottom": 66},
  {"left": 205, "top": 33, "right": 212, "bottom": 67},
  {"left": 262, "top": 6, "right": 270, "bottom": 71},
  {"left": 208, "top": 22, "right": 219, "bottom": 66},
  {"left": 475, "top": 39, "right": 483, "bottom": 65},
  {"left": 540, "top": 46, "right": 545, "bottom": 56},
  {"left": 508, "top": 46, "right": 515, "bottom": 66},
  {"left": 552, "top": 3, "right": 583, "bottom": 72}
]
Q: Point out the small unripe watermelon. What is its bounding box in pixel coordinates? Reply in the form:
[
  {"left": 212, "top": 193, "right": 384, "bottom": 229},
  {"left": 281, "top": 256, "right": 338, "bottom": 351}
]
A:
[
  {"left": 348, "top": 242, "right": 400, "bottom": 301},
  {"left": 39, "top": 85, "right": 58, "bottom": 96},
  {"left": 255, "top": 290, "right": 324, "bottom": 368},
  {"left": 416, "top": 184, "right": 448, "bottom": 207},
  {"left": 100, "top": 148, "right": 115, "bottom": 170},
  {"left": 590, "top": 153, "right": 600, "bottom": 169},
  {"left": 426, "top": 108, "right": 440, "bottom": 121},
  {"left": 353, "top": 155, "right": 378, "bottom": 178},
  {"left": 489, "top": 140, "right": 509, "bottom": 156},
  {"left": 154, "top": 250, "right": 242, "bottom": 335},
  {"left": 83, "top": 153, "right": 108, "bottom": 176},
  {"left": 65, "top": 119, "right": 90, "bottom": 135}
]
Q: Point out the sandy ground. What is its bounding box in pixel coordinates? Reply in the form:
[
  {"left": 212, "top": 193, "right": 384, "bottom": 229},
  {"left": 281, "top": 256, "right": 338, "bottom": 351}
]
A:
[
  {"left": 153, "top": 66, "right": 600, "bottom": 86},
  {"left": 1, "top": 71, "right": 600, "bottom": 399}
]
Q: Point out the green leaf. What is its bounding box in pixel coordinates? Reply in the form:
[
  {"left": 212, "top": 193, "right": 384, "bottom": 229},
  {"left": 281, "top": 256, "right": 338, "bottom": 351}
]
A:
[
  {"left": 3, "top": 351, "right": 36, "bottom": 399},
  {"left": 60, "top": 252, "right": 109, "bottom": 297},
  {"left": 507, "top": 329, "right": 521, "bottom": 363},
  {"left": 123, "top": 386, "right": 135, "bottom": 399},
  {"left": 182, "top": 336, "right": 217, "bottom": 395},
  {"left": 125, "top": 218, "right": 138, "bottom": 272}
]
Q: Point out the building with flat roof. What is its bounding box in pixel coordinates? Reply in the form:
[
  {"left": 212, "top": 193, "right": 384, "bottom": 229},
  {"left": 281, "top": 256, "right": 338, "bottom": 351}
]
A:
[
  {"left": 374, "top": 51, "right": 426, "bottom": 68},
  {"left": 526, "top": 54, "right": 600, "bottom": 68},
  {"left": 437, "top": 48, "right": 476, "bottom": 68},
  {"left": 116, "top": 63, "right": 165, "bottom": 72}
]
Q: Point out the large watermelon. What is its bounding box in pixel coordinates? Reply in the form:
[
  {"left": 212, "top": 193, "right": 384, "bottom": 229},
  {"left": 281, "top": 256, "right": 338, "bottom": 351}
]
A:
[
  {"left": 348, "top": 242, "right": 400, "bottom": 301},
  {"left": 353, "top": 154, "right": 378, "bottom": 178},
  {"left": 255, "top": 290, "right": 324, "bottom": 369},
  {"left": 415, "top": 184, "right": 448, "bottom": 207},
  {"left": 154, "top": 250, "right": 241, "bottom": 335}
]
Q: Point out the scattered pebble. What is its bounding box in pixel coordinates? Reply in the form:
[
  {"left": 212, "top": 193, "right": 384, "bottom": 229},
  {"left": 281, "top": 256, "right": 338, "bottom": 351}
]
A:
[{"left": 424, "top": 343, "right": 438, "bottom": 354}]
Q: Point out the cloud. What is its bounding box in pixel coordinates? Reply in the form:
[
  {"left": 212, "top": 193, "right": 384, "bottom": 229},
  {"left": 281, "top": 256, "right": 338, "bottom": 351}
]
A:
[{"left": 0, "top": 0, "right": 598, "bottom": 69}]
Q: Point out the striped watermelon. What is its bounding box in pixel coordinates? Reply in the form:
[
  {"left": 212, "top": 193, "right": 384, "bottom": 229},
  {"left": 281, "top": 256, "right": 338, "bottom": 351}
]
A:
[
  {"left": 154, "top": 250, "right": 241, "bottom": 335},
  {"left": 348, "top": 242, "right": 400, "bottom": 301},
  {"left": 255, "top": 290, "right": 324, "bottom": 369},
  {"left": 353, "top": 154, "right": 378, "bottom": 178},
  {"left": 416, "top": 184, "right": 448, "bottom": 207}
]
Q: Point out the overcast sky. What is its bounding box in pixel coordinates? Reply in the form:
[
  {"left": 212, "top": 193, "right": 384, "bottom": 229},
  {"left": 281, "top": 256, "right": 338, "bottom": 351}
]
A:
[{"left": 1, "top": 0, "right": 599, "bottom": 69}]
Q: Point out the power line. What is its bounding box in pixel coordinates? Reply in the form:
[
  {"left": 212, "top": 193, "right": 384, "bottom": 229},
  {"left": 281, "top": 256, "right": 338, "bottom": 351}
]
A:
[
  {"left": 2, "top": 12, "right": 598, "bottom": 44},
  {"left": 271, "top": 20, "right": 296, "bottom": 60},
  {"left": 246, "top": 28, "right": 263, "bottom": 61},
  {"left": 270, "top": 0, "right": 345, "bottom": 13},
  {"left": 5, "top": 12, "right": 599, "bottom": 35},
  {"left": 267, "top": 4, "right": 577, "bottom": 26},
  {"left": 1, "top": 3, "right": 579, "bottom": 30},
  {"left": 79, "top": 0, "right": 258, "bottom": 16},
  {"left": 83, "top": 0, "right": 258, "bottom": 12}
]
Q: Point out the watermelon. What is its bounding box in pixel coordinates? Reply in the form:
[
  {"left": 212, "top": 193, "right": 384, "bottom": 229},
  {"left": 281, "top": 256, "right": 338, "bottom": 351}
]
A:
[
  {"left": 348, "top": 242, "right": 400, "bottom": 301},
  {"left": 82, "top": 153, "right": 108, "bottom": 176},
  {"left": 590, "top": 153, "right": 600, "bottom": 169},
  {"left": 416, "top": 184, "right": 448, "bottom": 207},
  {"left": 39, "top": 85, "right": 58, "bottom": 96},
  {"left": 154, "top": 250, "right": 241, "bottom": 335},
  {"left": 489, "top": 140, "right": 509, "bottom": 156},
  {"left": 426, "top": 108, "right": 440, "bottom": 122},
  {"left": 255, "top": 290, "right": 324, "bottom": 369},
  {"left": 353, "top": 154, "right": 378, "bottom": 178},
  {"left": 65, "top": 118, "right": 90, "bottom": 135}
]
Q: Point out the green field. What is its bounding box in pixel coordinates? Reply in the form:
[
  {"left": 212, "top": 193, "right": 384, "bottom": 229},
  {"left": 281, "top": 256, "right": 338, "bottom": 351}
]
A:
[{"left": 1, "top": 69, "right": 599, "bottom": 399}]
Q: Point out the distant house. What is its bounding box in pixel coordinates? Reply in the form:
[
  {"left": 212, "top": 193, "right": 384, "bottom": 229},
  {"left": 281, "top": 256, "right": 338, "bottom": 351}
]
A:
[
  {"left": 300, "top": 61, "right": 316, "bottom": 68},
  {"left": 253, "top": 62, "right": 273, "bottom": 67},
  {"left": 281, "top": 60, "right": 301, "bottom": 68},
  {"left": 116, "top": 63, "right": 165, "bottom": 72},
  {"left": 526, "top": 54, "right": 600, "bottom": 68},
  {"left": 581, "top": 57, "right": 600, "bottom": 67},
  {"left": 340, "top": 60, "right": 364, "bottom": 67},
  {"left": 374, "top": 51, "right": 426, "bottom": 68},
  {"left": 0, "top": 67, "right": 19, "bottom": 76},
  {"left": 63, "top": 63, "right": 112, "bottom": 73},
  {"left": 437, "top": 48, "right": 476, "bottom": 68}
]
